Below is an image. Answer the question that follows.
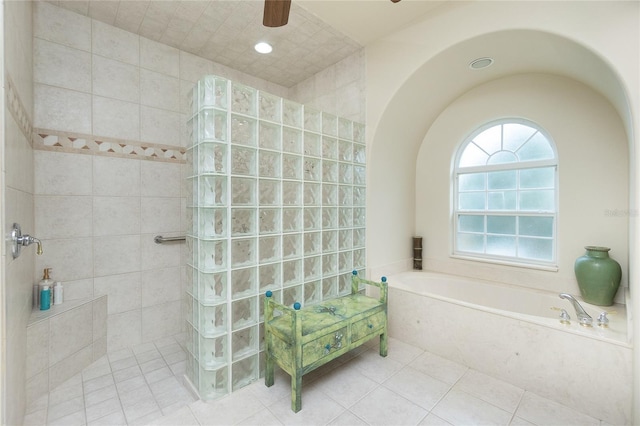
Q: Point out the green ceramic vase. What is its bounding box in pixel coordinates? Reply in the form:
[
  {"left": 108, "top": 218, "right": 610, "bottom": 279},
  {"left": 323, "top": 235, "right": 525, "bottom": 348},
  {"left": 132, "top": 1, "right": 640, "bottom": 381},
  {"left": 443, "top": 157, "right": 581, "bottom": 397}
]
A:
[{"left": 574, "top": 246, "right": 621, "bottom": 306}]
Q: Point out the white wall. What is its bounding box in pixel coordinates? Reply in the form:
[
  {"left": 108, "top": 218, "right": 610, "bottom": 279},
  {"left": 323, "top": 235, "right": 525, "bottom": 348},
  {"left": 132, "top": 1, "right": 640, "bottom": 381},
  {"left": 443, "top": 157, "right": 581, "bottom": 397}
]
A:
[{"left": 415, "top": 73, "right": 628, "bottom": 296}]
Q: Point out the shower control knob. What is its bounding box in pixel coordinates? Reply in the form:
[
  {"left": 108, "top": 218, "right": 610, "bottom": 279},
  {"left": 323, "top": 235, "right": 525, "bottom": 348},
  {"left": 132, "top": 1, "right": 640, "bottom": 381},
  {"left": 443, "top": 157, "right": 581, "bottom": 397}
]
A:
[
  {"left": 559, "top": 309, "right": 571, "bottom": 324},
  {"left": 597, "top": 312, "right": 609, "bottom": 327}
]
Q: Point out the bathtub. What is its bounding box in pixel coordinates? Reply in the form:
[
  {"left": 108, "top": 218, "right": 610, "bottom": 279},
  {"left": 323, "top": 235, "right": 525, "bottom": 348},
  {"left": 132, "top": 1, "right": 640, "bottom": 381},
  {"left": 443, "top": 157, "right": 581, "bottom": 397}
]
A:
[{"left": 386, "top": 270, "right": 632, "bottom": 425}]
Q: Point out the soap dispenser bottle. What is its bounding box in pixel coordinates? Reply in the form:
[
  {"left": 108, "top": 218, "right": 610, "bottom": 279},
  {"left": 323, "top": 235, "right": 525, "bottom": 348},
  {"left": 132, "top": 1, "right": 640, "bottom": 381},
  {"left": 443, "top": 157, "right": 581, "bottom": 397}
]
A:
[{"left": 38, "top": 268, "right": 53, "bottom": 307}]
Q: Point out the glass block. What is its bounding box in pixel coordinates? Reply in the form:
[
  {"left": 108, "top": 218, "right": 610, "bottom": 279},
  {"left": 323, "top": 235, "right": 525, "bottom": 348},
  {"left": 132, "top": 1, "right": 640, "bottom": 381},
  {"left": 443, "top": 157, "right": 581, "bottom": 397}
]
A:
[
  {"left": 339, "top": 208, "right": 353, "bottom": 228},
  {"left": 232, "top": 355, "right": 259, "bottom": 391},
  {"left": 231, "top": 115, "right": 257, "bottom": 146},
  {"left": 353, "top": 228, "right": 365, "bottom": 248},
  {"left": 304, "top": 107, "right": 321, "bottom": 132},
  {"left": 354, "top": 143, "right": 366, "bottom": 164},
  {"left": 232, "top": 83, "right": 257, "bottom": 116},
  {"left": 199, "top": 366, "right": 228, "bottom": 400},
  {"left": 353, "top": 186, "right": 366, "bottom": 206},
  {"left": 282, "top": 181, "right": 301, "bottom": 205},
  {"left": 322, "top": 112, "right": 337, "bottom": 136},
  {"left": 231, "top": 208, "right": 256, "bottom": 237},
  {"left": 230, "top": 146, "right": 256, "bottom": 176},
  {"left": 282, "top": 208, "right": 302, "bottom": 232},
  {"left": 322, "top": 276, "right": 337, "bottom": 299},
  {"left": 199, "top": 240, "right": 227, "bottom": 271},
  {"left": 353, "top": 165, "right": 366, "bottom": 186},
  {"left": 304, "top": 256, "right": 321, "bottom": 281},
  {"left": 259, "top": 92, "right": 281, "bottom": 123},
  {"left": 259, "top": 151, "right": 281, "bottom": 178},
  {"left": 304, "top": 132, "right": 321, "bottom": 157},
  {"left": 304, "top": 281, "right": 322, "bottom": 305},
  {"left": 259, "top": 122, "right": 281, "bottom": 151},
  {"left": 304, "top": 208, "right": 321, "bottom": 231},
  {"left": 323, "top": 253, "right": 337, "bottom": 276},
  {"left": 322, "top": 137, "right": 337, "bottom": 160},
  {"left": 338, "top": 139, "right": 353, "bottom": 162},
  {"left": 231, "top": 238, "right": 256, "bottom": 267},
  {"left": 354, "top": 208, "right": 366, "bottom": 227},
  {"left": 303, "top": 231, "right": 321, "bottom": 255},
  {"left": 198, "top": 143, "right": 227, "bottom": 175},
  {"left": 188, "top": 117, "right": 197, "bottom": 147},
  {"left": 304, "top": 158, "right": 321, "bottom": 181},
  {"left": 282, "top": 233, "right": 302, "bottom": 259},
  {"left": 353, "top": 248, "right": 365, "bottom": 269},
  {"left": 283, "top": 284, "right": 303, "bottom": 306},
  {"left": 259, "top": 180, "right": 280, "bottom": 206},
  {"left": 282, "top": 260, "right": 302, "bottom": 286},
  {"left": 339, "top": 186, "right": 353, "bottom": 206},
  {"left": 282, "top": 154, "right": 302, "bottom": 180},
  {"left": 186, "top": 237, "right": 195, "bottom": 266},
  {"left": 353, "top": 122, "right": 365, "bottom": 143},
  {"left": 199, "top": 304, "right": 227, "bottom": 337},
  {"left": 259, "top": 208, "right": 280, "bottom": 234},
  {"left": 339, "top": 163, "right": 353, "bottom": 184},
  {"left": 187, "top": 207, "right": 196, "bottom": 235},
  {"left": 323, "top": 231, "right": 337, "bottom": 252},
  {"left": 338, "top": 118, "right": 353, "bottom": 140},
  {"left": 186, "top": 353, "right": 197, "bottom": 386},
  {"left": 323, "top": 184, "right": 337, "bottom": 206},
  {"left": 199, "top": 271, "right": 226, "bottom": 305},
  {"left": 283, "top": 99, "right": 302, "bottom": 128},
  {"left": 199, "top": 109, "right": 227, "bottom": 142},
  {"left": 232, "top": 326, "right": 258, "bottom": 360},
  {"left": 199, "top": 176, "right": 227, "bottom": 206},
  {"left": 232, "top": 297, "right": 257, "bottom": 330},
  {"left": 186, "top": 266, "right": 196, "bottom": 295},
  {"left": 231, "top": 177, "right": 256, "bottom": 206},
  {"left": 185, "top": 323, "right": 195, "bottom": 354},
  {"left": 304, "top": 183, "right": 320, "bottom": 206},
  {"left": 187, "top": 177, "right": 196, "bottom": 205},
  {"left": 322, "top": 161, "right": 338, "bottom": 183},
  {"left": 339, "top": 250, "right": 352, "bottom": 272},
  {"left": 259, "top": 263, "right": 280, "bottom": 291},
  {"left": 185, "top": 293, "right": 195, "bottom": 325},
  {"left": 338, "top": 273, "right": 351, "bottom": 296},
  {"left": 339, "top": 230, "right": 353, "bottom": 250},
  {"left": 198, "top": 76, "right": 228, "bottom": 111},
  {"left": 199, "top": 335, "right": 227, "bottom": 369},
  {"left": 231, "top": 267, "right": 256, "bottom": 299},
  {"left": 259, "top": 236, "right": 280, "bottom": 263},
  {"left": 283, "top": 127, "right": 302, "bottom": 154},
  {"left": 322, "top": 208, "right": 338, "bottom": 229}
]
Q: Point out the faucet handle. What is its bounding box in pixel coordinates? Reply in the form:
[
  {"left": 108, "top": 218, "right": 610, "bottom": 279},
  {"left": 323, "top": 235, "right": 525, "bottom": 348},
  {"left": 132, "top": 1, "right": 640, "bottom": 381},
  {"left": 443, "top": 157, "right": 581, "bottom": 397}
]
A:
[
  {"left": 597, "top": 312, "right": 609, "bottom": 327},
  {"left": 559, "top": 309, "right": 571, "bottom": 324}
]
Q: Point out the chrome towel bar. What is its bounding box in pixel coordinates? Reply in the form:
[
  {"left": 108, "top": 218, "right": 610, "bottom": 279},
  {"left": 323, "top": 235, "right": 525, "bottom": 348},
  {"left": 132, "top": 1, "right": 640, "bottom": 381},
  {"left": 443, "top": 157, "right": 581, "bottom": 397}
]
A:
[{"left": 154, "top": 235, "right": 186, "bottom": 244}]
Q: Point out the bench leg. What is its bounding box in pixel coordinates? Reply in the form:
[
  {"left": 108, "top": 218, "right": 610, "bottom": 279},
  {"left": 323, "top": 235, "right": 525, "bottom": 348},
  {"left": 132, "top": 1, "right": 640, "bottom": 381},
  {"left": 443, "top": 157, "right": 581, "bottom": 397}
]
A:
[
  {"left": 379, "top": 331, "right": 388, "bottom": 357},
  {"left": 265, "top": 343, "right": 274, "bottom": 387},
  {"left": 291, "top": 372, "right": 302, "bottom": 412}
]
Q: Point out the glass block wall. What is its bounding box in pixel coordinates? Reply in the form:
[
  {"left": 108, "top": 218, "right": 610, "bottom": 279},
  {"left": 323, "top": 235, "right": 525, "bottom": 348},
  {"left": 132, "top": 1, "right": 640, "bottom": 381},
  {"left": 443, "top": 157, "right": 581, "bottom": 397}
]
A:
[{"left": 185, "top": 75, "right": 366, "bottom": 400}]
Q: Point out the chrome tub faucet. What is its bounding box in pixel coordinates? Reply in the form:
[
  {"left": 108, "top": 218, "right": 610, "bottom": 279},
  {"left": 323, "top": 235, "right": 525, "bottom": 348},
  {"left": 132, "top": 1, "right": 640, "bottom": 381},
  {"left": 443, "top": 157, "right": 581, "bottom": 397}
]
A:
[{"left": 559, "top": 293, "right": 593, "bottom": 326}]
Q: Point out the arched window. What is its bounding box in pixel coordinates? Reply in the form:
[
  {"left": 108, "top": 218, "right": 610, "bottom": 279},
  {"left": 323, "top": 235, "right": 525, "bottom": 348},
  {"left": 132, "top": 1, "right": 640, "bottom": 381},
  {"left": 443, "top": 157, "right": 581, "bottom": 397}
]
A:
[{"left": 453, "top": 119, "right": 558, "bottom": 267}]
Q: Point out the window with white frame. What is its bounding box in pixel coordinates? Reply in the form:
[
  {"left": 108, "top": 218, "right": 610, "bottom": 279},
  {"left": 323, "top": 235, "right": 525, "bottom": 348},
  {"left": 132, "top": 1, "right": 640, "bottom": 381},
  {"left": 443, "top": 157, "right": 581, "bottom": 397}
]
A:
[{"left": 453, "top": 119, "right": 557, "bottom": 267}]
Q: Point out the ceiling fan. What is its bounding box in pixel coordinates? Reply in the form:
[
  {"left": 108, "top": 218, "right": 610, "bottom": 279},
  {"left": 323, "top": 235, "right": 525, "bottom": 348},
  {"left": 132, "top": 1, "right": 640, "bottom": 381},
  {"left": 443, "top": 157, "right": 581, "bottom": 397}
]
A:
[{"left": 263, "top": 0, "right": 401, "bottom": 27}]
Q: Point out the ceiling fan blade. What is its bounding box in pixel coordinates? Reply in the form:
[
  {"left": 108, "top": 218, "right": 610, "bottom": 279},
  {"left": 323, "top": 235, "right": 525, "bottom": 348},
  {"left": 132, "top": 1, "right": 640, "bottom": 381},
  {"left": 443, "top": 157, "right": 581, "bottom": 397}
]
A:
[{"left": 263, "top": 0, "right": 291, "bottom": 27}]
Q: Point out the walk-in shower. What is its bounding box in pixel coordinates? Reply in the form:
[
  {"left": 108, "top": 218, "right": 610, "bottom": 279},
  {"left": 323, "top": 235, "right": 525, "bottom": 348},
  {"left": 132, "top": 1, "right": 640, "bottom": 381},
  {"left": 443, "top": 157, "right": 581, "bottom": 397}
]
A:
[{"left": 185, "top": 75, "right": 367, "bottom": 399}]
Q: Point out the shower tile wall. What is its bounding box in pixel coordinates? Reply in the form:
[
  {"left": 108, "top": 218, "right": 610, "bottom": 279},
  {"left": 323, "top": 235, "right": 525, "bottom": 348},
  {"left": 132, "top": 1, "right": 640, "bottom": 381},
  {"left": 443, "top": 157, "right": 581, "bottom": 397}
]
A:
[{"left": 185, "top": 77, "right": 366, "bottom": 399}]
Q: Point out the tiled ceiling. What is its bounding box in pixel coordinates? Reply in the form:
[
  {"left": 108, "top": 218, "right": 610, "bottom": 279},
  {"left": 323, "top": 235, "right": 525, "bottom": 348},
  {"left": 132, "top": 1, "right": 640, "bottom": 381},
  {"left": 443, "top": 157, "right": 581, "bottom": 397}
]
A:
[{"left": 46, "top": 0, "right": 363, "bottom": 88}]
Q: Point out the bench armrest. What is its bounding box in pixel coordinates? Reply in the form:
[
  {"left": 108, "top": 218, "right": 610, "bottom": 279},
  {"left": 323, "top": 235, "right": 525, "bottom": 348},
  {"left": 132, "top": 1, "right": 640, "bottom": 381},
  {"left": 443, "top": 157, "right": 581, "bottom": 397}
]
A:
[{"left": 351, "top": 271, "right": 388, "bottom": 304}]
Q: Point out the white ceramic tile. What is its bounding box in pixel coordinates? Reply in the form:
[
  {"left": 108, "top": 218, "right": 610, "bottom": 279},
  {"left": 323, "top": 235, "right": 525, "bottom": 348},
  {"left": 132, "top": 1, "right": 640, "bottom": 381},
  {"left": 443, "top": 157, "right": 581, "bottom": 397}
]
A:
[
  {"left": 35, "top": 84, "right": 92, "bottom": 134},
  {"left": 35, "top": 195, "right": 93, "bottom": 239},
  {"left": 26, "top": 370, "right": 49, "bottom": 409},
  {"left": 140, "top": 105, "right": 181, "bottom": 145},
  {"left": 93, "top": 235, "right": 141, "bottom": 277},
  {"left": 92, "top": 95, "right": 140, "bottom": 141},
  {"left": 432, "top": 389, "right": 512, "bottom": 426},
  {"left": 141, "top": 69, "right": 180, "bottom": 112},
  {"left": 34, "top": 38, "right": 91, "bottom": 92},
  {"left": 140, "top": 37, "right": 180, "bottom": 77},
  {"left": 190, "top": 390, "right": 265, "bottom": 425},
  {"left": 49, "top": 303, "right": 93, "bottom": 366},
  {"left": 151, "top": 406, "right": 199, "bottom": 426},
  {"left": 110, "top": 355, "right": 138, "bottom": 373},
  {"left": 120, "top": 385, "right": 160, "bottom": 422},
  {"left": 85, "top": 384, "right": 118, "bottom": 408},
  {"left": 419, "top": 413, "right": 454, "bottom": 425},
  {"left": 92, "top": 20, "right": 139, "bottom": 66},
  {"left": 136, "top": 348, "right": 162, "bottom": 365},
  {"left": 351, "top": 386, "right": 429, "bottom": 426},
  {"left": 22, "top": 408, "right": 47, "bottom": 426},
  {"left": 141, "top": 159, "right": 182, "bottom": 197},
  {"left": 49, "top": 346, "right": 94, "bottom": 391},
  {"left": 93, "top": 296, "right": 109, "bottom": 340},
  {"left": 383, "top": 366, "right": 451, "bottom": 411},
  {"left": 93, "top": 337, "right": 108, "bottom": 361},
  {"left": 328, "top": 410, "right": 368, "bottom": 426},
  {"left": 515, "top": 392, "right": 600, "bottom": 426},
  {"left": 48, "top": 376, "right": 83, "bottom": 407},
  {"left": 179, "top": 51, "right": 213, "bottom": 83},
  {"left": 409, "top": 352, "right": 468, "bottom": 385},
  {"left": 86, "top": 397, "right": 123, "bottom": 423},
  {"left": 384, "top": 337, "right": 425, "bottom": 365},
  {"left": 35, "top": 237, "right": 93, "bottom": 282},
  {"left": 141, "top": 301, "right": 182, "bottom": 342},
  {"left": 26, "top": 321, "right": 49, "bottom": 379},
  {"left": 60, "top": 278, "right": 94, "bottom": 301},
  {"left": 314, "top": 363, "right": 378, "bottom": 408},
  {"left": 348, "top": 348, "right": 404, "bottom": 383},
  {"left": 87, "top": 409, "right": 127, "bottom": 426},
  {"left": 108, "top": 347, "right": 134, "bottom": 363},
  {"left": 140, "top": 197, "right": 181, "bottom": 233},
  {"left": 113, "top": 365, "right": 143, "bottom": 384},
  {"left": 93, "top": 156, "right": 140, "bottom": 197},
  {"left": 94, "top": 272, "right": 141, "bottom": 314},
  {"left": 454, "top": 369, "right": 524, "bottom": 413},
  {"left": 115, "top": 375, "right": 147, "bottom": 394},
  {"left": 108, "top": 310, "right": 142, "bottom": 351},
  {"left": 82, "top": 356, "right": 111, "bottom": 383},
  {"left": 34, "top": 2, "right": 91, "bottom": 51},
  {"left": 92, "top": 55, "right": 140, "bottom": 103},
  {"left": 141, "top": 267, "right": 181, "bottom": 307},
  {"left": 34, "top": 151, "right": 92, "bottom": 196},
  {"left": 4, "top": 115, "right": 33, "bottom": 193},
  {"left": 93, "top": 196, "right": 141, "bottom": 236}
]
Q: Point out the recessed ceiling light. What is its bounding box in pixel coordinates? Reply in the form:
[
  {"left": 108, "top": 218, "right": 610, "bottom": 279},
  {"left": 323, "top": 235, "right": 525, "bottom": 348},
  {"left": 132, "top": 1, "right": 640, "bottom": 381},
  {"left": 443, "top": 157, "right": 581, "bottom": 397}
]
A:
[
  {"left": 469, "top": 57, "right": 494, "bottom": 70},
  {"left": 254, "top": 42, "right": 273, "bottom": 54}
]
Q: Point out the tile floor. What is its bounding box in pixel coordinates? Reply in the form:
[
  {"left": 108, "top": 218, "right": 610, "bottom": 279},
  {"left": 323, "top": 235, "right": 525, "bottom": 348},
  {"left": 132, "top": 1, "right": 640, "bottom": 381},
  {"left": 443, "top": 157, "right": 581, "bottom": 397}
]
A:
[{"left": 23, "top": 336, "right": 607, "bottom": 426}]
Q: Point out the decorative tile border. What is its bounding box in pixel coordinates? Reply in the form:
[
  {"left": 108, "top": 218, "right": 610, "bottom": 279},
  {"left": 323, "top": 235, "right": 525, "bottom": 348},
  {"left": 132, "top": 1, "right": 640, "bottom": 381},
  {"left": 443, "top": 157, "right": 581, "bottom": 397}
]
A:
[
  {"left": 33, "top": 129, "right": 186, "bottom": 163},
  {"left": 6, "top": 73, "right": 33, "bottom": 144}
]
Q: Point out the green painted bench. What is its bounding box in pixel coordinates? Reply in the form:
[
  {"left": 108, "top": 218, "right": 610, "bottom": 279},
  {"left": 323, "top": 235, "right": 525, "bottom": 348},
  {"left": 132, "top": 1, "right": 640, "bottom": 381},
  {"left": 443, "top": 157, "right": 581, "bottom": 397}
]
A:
[{"left": 264, "top": 271, "right": 388, "bottom": 412}]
